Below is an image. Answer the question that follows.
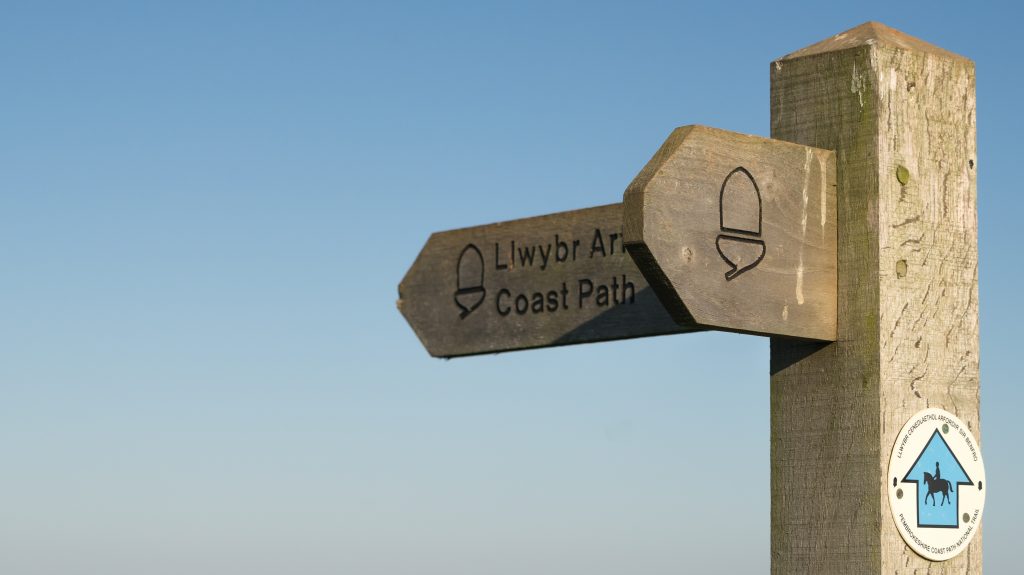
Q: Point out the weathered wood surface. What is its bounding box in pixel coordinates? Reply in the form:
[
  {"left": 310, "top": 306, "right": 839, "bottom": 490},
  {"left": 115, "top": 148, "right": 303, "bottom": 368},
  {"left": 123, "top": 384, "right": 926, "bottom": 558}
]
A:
[
  {"left": 398, "top": 204, "right": 700, "bottom": 357},
  {"left": 769, "top": 22, "right": 979, "bottom": 573},
  {"left": 623, "top": 125, "right": 837, "bottom": 340}
]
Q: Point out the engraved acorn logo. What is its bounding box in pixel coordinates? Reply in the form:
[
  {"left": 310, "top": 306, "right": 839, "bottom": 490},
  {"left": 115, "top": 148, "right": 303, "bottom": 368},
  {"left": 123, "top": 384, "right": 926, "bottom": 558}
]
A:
[
  {"left": 454, "top": 244, "right": 485, "bottom": 318},
  {"left": 715, "top": 167, "right": 766, "bottom": 280}
]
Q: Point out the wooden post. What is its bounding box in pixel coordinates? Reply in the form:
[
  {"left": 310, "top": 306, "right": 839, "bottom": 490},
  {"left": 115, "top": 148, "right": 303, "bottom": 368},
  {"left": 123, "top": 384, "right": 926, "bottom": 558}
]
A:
[{"left": 769, "top": 22, "right": 979, "bottom": 574}]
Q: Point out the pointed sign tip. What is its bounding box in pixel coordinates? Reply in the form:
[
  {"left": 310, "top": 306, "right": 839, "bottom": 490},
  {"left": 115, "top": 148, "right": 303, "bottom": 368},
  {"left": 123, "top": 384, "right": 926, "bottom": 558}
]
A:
[{"left": 776, "top": 21, "right": 970, "bottom": 63}]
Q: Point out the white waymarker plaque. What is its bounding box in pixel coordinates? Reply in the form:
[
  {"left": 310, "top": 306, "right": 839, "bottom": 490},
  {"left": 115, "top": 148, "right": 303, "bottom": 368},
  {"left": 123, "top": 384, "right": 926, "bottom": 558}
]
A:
[{"left": 887, "top": 408, "right": 986, "bottom": 561}]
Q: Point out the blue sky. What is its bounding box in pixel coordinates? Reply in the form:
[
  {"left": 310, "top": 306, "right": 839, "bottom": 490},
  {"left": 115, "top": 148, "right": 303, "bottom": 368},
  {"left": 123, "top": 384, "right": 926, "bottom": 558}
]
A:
[{"left": 2, "top": 2, "right": 1021, "bottom": 573}]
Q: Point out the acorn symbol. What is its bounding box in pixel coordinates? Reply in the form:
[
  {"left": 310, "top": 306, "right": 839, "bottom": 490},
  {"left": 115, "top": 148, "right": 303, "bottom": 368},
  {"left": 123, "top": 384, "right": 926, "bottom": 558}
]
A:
[
  {"left": 715, "top": 167, "right": 765, "bottom": 281},
  {"left": 454, "top": 243, "right": 485, "bottom": 319}
]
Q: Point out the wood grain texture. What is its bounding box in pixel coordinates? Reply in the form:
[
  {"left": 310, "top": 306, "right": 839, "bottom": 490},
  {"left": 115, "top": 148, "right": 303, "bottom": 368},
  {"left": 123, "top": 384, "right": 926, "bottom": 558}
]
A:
[
  {"left": 769, "top": 21, "right": 979, "bottom": 574},
  {"left": 398, "top": 204, "right": 700, "bottom": 357},
  {"left": 623, "top": 125, "right": 837, "bottom": 340}
]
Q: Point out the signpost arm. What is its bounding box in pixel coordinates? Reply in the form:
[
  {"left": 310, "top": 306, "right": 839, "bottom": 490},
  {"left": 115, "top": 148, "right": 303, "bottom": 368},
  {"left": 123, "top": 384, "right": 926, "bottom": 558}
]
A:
[{"left": 769, "top": 22, "right": 979, "bottom": 573}]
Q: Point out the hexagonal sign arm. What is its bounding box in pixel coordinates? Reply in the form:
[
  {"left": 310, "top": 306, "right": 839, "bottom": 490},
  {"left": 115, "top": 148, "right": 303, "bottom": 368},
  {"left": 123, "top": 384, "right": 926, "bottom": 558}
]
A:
[
  {"left": 397, "top": 204, "right": 705, "bottom": 358},
  {"left": 623, "top": 125, "right": 837, "bottom": 341}
]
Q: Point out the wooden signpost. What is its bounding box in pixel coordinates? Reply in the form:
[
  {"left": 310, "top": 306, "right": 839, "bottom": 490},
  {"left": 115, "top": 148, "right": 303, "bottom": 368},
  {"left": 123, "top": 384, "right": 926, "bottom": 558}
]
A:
[{"left": 397, "top": 21, "right": 982, "bottom": 575}]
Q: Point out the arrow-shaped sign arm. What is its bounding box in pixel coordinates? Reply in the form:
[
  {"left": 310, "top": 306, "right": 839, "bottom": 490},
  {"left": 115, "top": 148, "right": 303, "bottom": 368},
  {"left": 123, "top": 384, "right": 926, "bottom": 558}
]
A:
[{"left": 622, "top": 125, "right": 837, "bottom": 341}]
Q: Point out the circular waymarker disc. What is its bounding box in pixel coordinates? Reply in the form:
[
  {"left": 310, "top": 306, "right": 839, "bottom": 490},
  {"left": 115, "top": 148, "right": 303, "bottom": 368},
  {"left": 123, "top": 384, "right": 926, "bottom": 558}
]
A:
[{"left": 887, "top": 408, "right": 985, "bottom": 561}]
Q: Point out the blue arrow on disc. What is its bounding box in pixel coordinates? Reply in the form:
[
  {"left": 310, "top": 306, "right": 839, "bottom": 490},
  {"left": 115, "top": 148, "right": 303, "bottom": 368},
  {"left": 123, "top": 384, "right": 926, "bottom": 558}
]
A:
[{"left": 901, "top": 428, "right": 973, "bottom": 528}]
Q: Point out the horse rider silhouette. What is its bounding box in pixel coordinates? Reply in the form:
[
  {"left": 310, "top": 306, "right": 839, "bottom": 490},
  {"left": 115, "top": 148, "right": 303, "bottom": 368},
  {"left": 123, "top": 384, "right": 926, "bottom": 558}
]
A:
[{"left": 923, "top": 462, "right": 952, "bottom": 506}]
